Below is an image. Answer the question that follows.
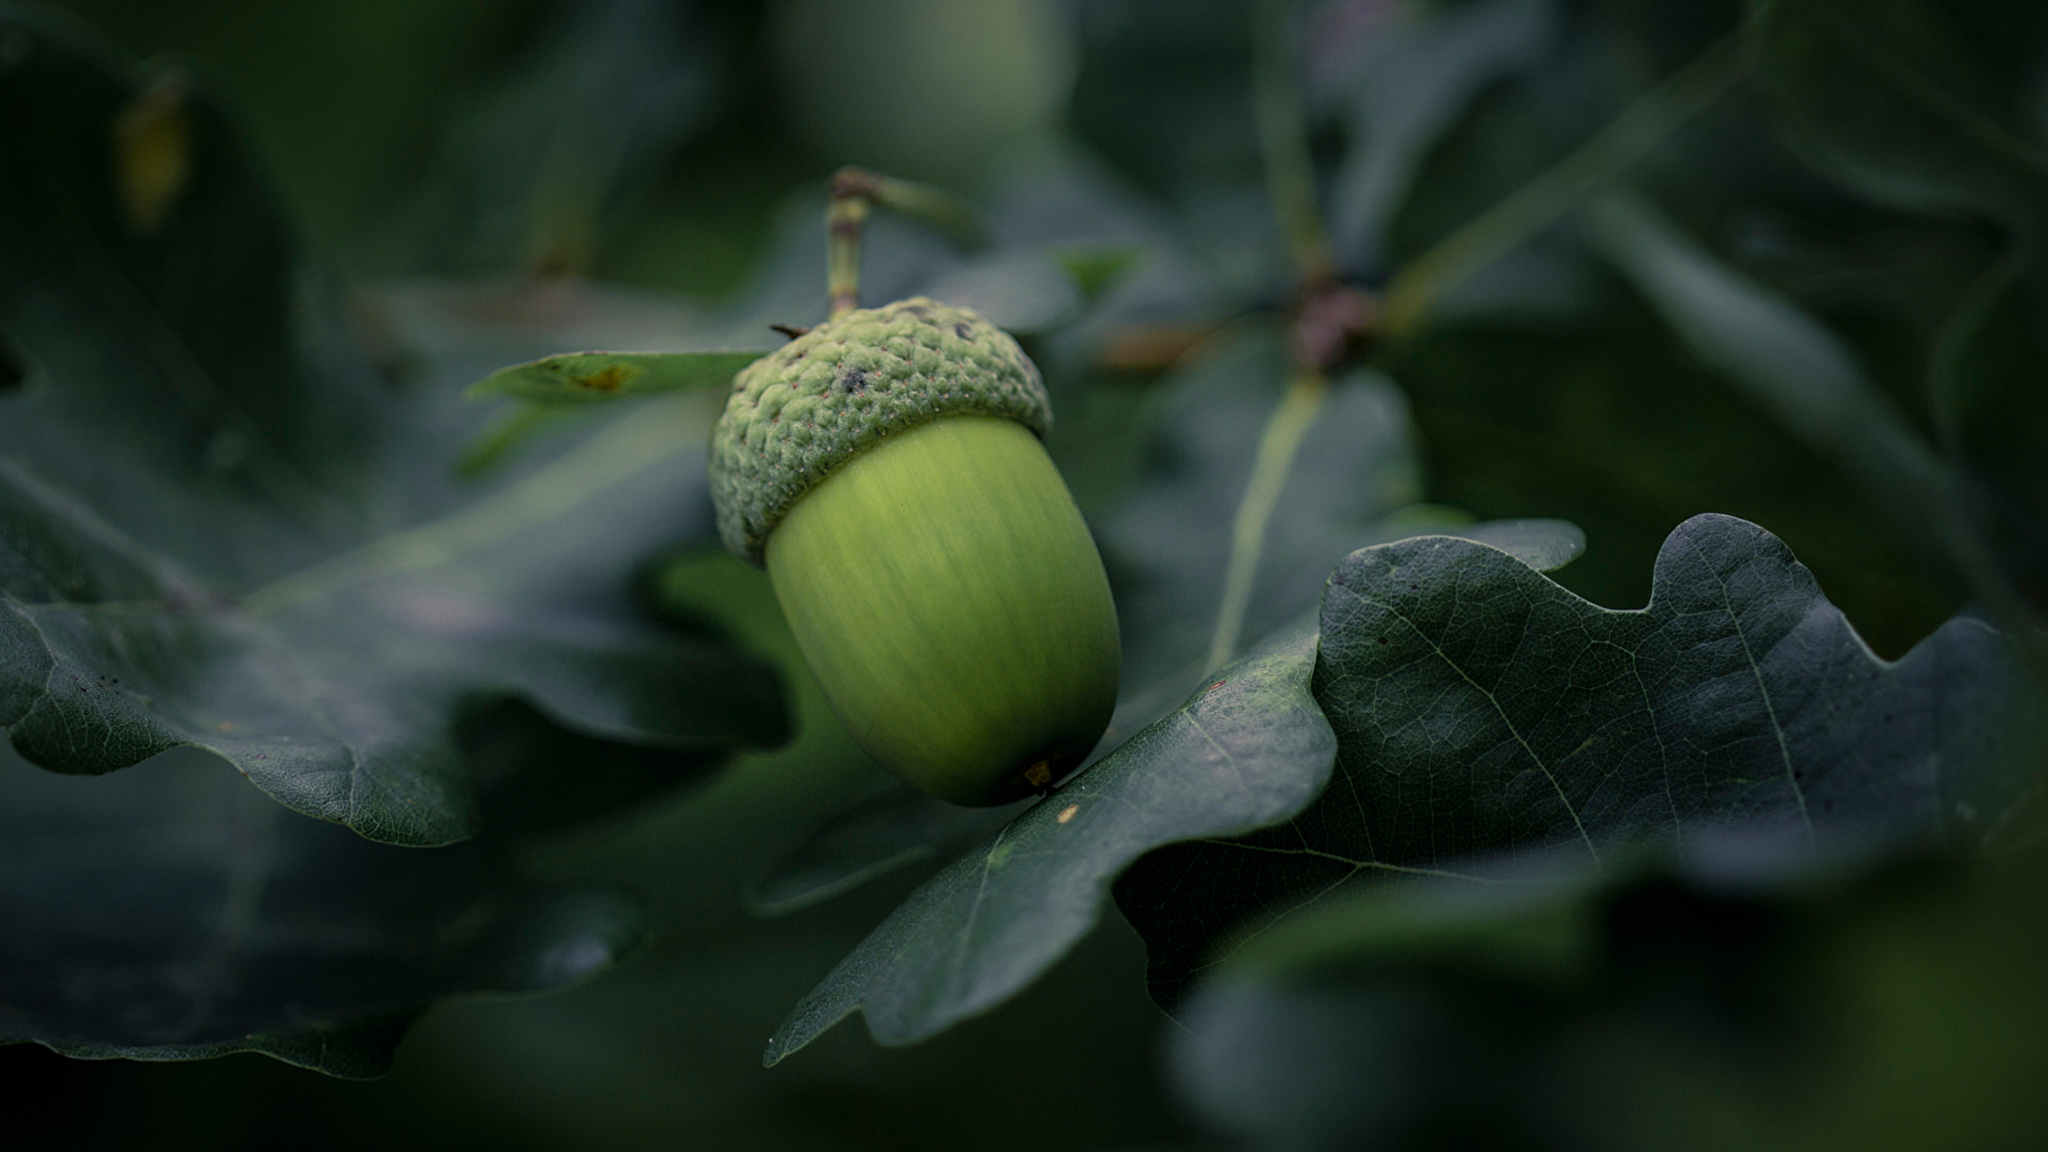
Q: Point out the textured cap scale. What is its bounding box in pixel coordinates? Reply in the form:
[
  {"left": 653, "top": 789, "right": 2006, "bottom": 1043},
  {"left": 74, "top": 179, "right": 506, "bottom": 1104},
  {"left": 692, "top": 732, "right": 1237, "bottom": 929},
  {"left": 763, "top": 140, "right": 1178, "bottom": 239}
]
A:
[{"left": 709, "top": 297, "right": 1052, "bottom": 563}]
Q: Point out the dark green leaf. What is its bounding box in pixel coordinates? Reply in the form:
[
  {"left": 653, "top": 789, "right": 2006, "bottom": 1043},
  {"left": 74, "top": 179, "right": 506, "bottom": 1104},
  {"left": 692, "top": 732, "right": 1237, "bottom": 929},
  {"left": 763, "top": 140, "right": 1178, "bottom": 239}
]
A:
[
  {"left": 1117, "top": 514, "right": 2038, "bottom": 1006},
  {"left": 1380, "top": 308, "right": 1962, "bottom": 657},
  {"left": 1168, "top": 849, "right": 1605, "bottom": 1150},
  {"left": 0, "top": 46, "right": 385, "bottom": 570},
  {"left": 0, "top": 13, "right": 788, "bottom": 844},
  {"left": 2, "top": 395, "right": 786, "bottom": 845},
  {"left": 0, "top": 325, "right": 24, "bottom": 392},
  {"left": 464, "top": 349, "right": 767, "bottom": 407},
  {"left": 1375, "top": 13, "right": 1747, "bottom": 333},
  {"left": 457, "top": 695, "right": 739, "bottom": 839},
  {"left": 1932, "top": 260, "right": 2048, "bottom": 606},
  {"left": 0, "top": 743, "right": 647, "bottom": 1078},
  {"left": 1438, "top": 515, "right": 1588, "bottom": 573},
  {"left": 1585, "top": 186, "right": 2048, "bottom": 631},
  {"left": 761, "top": 622, "right": 1335, "bottom": 1065}
]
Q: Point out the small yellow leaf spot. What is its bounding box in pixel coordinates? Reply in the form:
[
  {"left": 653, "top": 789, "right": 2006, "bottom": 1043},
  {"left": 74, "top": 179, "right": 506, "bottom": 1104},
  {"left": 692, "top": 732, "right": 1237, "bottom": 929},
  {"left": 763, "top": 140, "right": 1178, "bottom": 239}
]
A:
[
  {"left": 1056, "top": 804, "right": 1079, "bottom": 824},
  {"left": 215, "top": 720, "right": 235, "bottom": 732},
  {"left": 570, "top": 363, "right": 639, "bottom": 393},
  {"left": 114, "top": 74, "right": 192, "bottom": 236}
]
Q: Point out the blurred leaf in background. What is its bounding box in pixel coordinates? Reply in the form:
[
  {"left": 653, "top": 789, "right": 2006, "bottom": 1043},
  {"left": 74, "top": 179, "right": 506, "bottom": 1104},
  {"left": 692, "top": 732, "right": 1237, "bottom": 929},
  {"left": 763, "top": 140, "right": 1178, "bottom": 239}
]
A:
[
  {"left": 0, "top": 742, "right": 649, "bottom": 1078},
  {"left": 1171, "top": 833, "right": 2048, "bottom": 1151},
  {"left": 772, "top": 0, "right": 1075, "bottom": 185},
  {"left": 401, "top": 0, "right": 721, "bottom": 277},
  {"left": 43, "top": 0, "right": 548, "bottom": 274}
]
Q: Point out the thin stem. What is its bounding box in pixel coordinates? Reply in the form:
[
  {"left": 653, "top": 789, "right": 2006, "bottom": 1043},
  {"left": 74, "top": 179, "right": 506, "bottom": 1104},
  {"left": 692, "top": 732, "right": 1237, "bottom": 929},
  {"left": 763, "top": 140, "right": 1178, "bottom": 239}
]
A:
[
  {"left": 1256, "top": 0, "right": 1336, "bottom": 286},
  {"left": 1382, "top": 35, "right": 1748, "bottom": 337},
  {"left": 825, "top": 167, "right": 878, "bottom": 319},
  {"left": 1206, "top": 369, "right": 1330, "bottom": 672},
  {"left": 824, "top": 166, "right": 989, "bottom": 320}
]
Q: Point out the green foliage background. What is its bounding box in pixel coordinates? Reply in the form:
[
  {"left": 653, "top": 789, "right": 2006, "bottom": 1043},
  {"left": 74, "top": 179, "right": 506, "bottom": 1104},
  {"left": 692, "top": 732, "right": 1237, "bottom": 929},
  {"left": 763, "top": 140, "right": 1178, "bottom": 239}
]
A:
[{"left": 4, "top": 0, "right": 2046, "bottom": 1148}]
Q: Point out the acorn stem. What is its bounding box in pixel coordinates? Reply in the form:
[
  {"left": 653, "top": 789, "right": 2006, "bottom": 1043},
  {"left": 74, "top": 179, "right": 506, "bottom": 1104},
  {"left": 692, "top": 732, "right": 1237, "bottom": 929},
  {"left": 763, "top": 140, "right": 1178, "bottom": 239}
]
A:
[
  {"left": 826, "top": 186, "right": 869, "bottom": 319},
  {"left": 825, "top": 166, "right": 991, "bottom": 319}
]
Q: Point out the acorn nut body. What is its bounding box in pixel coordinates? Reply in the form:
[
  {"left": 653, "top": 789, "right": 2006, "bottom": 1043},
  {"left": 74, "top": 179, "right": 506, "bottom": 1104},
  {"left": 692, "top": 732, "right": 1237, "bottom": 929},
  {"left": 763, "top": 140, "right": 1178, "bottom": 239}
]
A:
[{"left": 709, "top": 297, "right": 1120, "bottom": 805}]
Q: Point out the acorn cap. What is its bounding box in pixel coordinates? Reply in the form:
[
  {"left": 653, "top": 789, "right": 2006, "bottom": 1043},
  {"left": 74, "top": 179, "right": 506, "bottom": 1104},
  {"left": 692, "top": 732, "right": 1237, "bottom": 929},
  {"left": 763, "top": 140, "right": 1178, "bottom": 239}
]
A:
[{"left": 708, "top": 297, "right": 1051, "bottom": 563}]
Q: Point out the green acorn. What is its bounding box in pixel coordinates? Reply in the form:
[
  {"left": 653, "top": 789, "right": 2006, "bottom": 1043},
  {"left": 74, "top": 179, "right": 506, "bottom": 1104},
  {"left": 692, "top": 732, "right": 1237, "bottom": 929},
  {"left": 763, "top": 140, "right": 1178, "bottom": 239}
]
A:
[{"left": 709, "top": 297, "right": 1120, "bottom": 806}]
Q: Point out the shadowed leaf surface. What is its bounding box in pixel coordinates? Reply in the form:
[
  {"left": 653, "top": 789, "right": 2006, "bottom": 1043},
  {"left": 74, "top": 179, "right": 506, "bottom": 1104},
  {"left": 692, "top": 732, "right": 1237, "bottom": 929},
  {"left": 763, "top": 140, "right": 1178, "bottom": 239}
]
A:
[
  {"left": 0, "top": 744, "right": 647, "bottom": 1078},
  {"left": 0, "top": 11, "right": 787, "bottom": 845},
  {"left": 1748, "top": 0, "right": 2048, "bottom": 610},
  {"left": 4, "top": 0, "right": 2048, "bottom": 1143},
  {"left": 1169, "top": 828, "right": 2048, "bottom": 1151}
]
